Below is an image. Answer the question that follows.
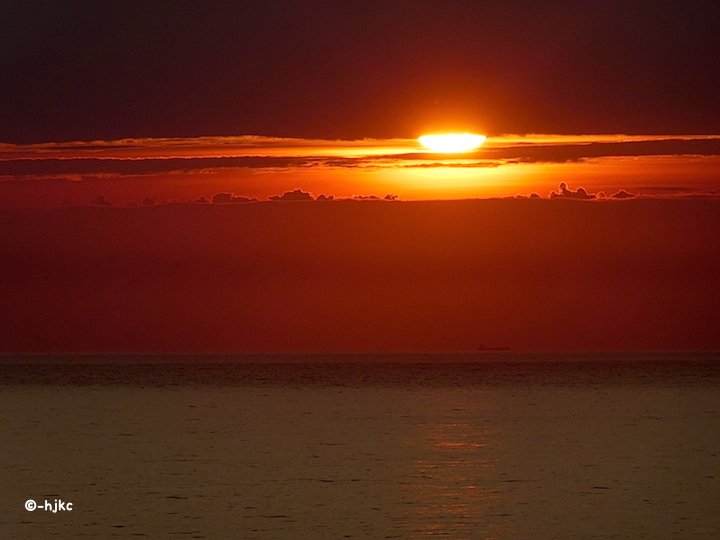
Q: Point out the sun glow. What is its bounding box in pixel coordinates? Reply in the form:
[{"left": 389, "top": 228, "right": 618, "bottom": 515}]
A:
[{"left": 418, "top": 133, "right": 486, "bottom": 153}]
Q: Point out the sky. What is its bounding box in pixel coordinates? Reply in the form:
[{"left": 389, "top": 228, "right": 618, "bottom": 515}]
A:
[{"left": 1, "top": 1, "right": 719, "bottom": 353}]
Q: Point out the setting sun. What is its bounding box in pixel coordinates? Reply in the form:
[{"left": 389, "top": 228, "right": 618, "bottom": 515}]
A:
[{"left": 418, "top": 133, "right": 486, "bottom": 153}]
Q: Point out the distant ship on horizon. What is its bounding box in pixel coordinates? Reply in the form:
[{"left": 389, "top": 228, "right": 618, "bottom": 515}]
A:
[{"left": 477, "top": 342, "right": 510, "bottom": 351}]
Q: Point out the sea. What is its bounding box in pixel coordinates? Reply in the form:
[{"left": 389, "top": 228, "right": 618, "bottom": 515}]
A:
[{"left": 1, "top": 352, "right": 719, "bottom": 539}]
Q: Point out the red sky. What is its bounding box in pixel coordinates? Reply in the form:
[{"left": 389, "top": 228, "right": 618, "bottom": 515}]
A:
[{"left": 1, "top": 197, "right": 719, "bottom": 353}]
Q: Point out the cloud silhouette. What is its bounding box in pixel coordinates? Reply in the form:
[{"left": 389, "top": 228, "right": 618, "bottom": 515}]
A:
[
  {"left": 90, "top": 194, "right": 112, "bottom": 206},
  {"left": 59, "top": 198, "right": 74, "bottom": 206},
  {"left": 211, "top": 193, "right": 232, "bottom": 203},
  {"left": 211, "top": 192, "right": 258, "bottom": 204},
  {"left": 193, "top": 196, "right": 209, "bottom": 203},
  {"left": 610, "top": 189, "right": 636, "bottom": 199},
  {"left": 677, "top": 191, "right": 720, "bottom": 199},
  {"left": 3, "top": 136, "right": 720, "bottom": 188},
  {"left": 316, "top": 194, "right": 334, "bottom": 201},
  {"left": 142, "top": 197, "right": 156, "bottom": 206},
  {"left": 481, "top": 138, "right": 720, "bottom": 164},
  {"left": 269, "top": 189, "right": 314, "bottom": 201},
  {"left": 550, "top": 183, "right": 596, "bottom": 200}
]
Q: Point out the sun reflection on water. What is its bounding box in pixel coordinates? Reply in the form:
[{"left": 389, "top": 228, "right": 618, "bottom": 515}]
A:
[{"left": 394, "top": 395, "right": 514, "bottom": 540}]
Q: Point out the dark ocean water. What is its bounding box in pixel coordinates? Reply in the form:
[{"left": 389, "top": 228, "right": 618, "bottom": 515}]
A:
[
  {"left": 1, "top": 353, "right": 719, "bottom": 539},
  {"left": 2, "top": 352, "right": 720, "bottom": 387}
]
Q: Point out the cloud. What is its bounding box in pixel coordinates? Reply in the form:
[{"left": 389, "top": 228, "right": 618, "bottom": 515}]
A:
[
  {"left": 316, "top": 194, "right": 334, "bottom": 201},
  {"left": 676, "top": 190, "right": 720, "bottom": 199},
  {"left": 90, "top": 194, "right": 112, "bottom": 206},
  {"left": 211, "top": 193, "right": 233, "bottom": 203},
  {"left": 481, "top": 137, "right": 720, "bottom": 164},
  {"left": 0, "top": 135, "right": 417, "bottom": 162},
  {"left": 142, "top": 197, "right": 156, "bottom": 206},
  {"left": 347, "top": 194, "right": 398, "bottom": 200},
  {"left": 637, "top": 186, "right": 696, "bottom": 193},
  {"left": 610, "top": 189, "right": 636, "bottom": 199},
  {"left": 550, "top": 183, "right": 596, "bottom": 200},
  {"left": 211, "top": 192, "right": 258, "bottom": 204},
  {"left": 384, "top": 156, "right": 509, "bottom": 168},
  {"left": 0, "top": 157, "right": 313, "bottom": 179},
  {"left": 3, "top": 135, "right": 720, "bottom": 185},
  {"left": 269, "top": 189, "right": 314, "bottom": 201}
]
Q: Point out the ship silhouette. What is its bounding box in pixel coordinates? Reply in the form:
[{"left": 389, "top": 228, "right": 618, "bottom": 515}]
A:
[{"left": 477, "top": 342, "right": 510, "bottom": 351}]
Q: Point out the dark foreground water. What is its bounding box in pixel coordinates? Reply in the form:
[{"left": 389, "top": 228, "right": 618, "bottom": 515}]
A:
[{"left": 1, "top": 353, "right": 719, "bottom": 539}]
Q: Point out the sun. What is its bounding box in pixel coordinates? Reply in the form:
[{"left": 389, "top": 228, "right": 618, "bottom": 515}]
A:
[{"left": 418, "top": 133, "right": 486, "bottom": 153}]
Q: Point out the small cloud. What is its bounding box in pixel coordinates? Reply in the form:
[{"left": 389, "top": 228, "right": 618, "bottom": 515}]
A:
[
  {"left": 212, "top": 192, "right": 258, "bottom": 204},
  {"left": 231, "top": 195, "right": 258, "bottom": 203},
  {"left": 193, "top": 196, "right": 209, "bottom": 203},
  {"left": 58, "top": 197, "right": 74, "bottom": 206},
  {"left": 352, "top": 193, "right": 397, "bottom": 200},
  {"left": 269, "top": 188, "right": 314, "bottom": 201},
  {"left": 211, "top": 192, "right": 233, "bottom": 203},
  {"left": 316, "top": 194, "right": 334, "bottom": 201},
  {"left": 610, "top": 189, "right": 636, "bottom": 199},
  {"left": 529, "top": 192, "right": 541, "bottom": 199},
  {"left": 637, "top": 186, "right": 694, "bottom": 193},
  {"left": 676, "top": 190, "right": 720, "bottom": 199},
  {"left": 127, "top": 201, "right": 138, "bottom": 207},
  {"left": 142, "top": 197, "right": 156, "bottom": 206},
  {"left": 90, "top": 194, "right": 112, "bottom": 206},
  {"left": 550, "top": 182, "right": 596, "bottom": 200}
]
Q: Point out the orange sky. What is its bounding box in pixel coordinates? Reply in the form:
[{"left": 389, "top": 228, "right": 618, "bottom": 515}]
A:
[{"left": 1, "top": 134, "right": 720, "bottom": 207}]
